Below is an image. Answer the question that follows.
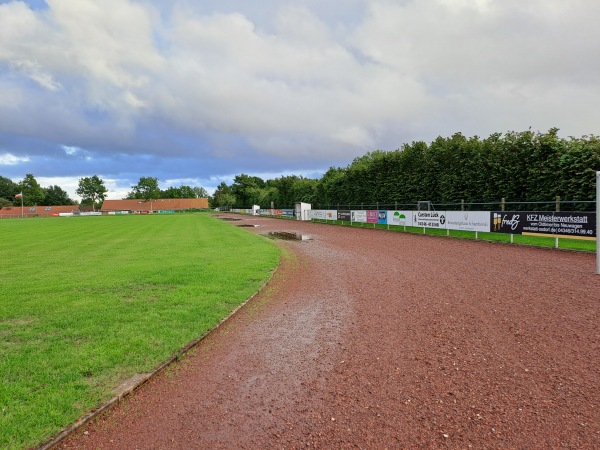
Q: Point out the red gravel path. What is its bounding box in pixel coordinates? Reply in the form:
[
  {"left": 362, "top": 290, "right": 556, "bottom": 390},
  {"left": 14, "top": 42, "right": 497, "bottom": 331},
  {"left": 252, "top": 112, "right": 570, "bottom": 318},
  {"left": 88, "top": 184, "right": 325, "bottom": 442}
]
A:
[{"left": 60, "top": 216, "right": 600, "bottom": 449}]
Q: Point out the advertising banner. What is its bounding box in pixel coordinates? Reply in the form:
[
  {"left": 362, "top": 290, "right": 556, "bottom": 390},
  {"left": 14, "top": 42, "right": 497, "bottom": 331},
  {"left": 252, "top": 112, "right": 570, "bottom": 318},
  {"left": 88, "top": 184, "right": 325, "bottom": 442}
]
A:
[
  {"left": 491, "top": 211, "right": 596, "bottom": 239},
  {"left": 366, "top": 210, "right": 379, "bottom": 223},
  {"left": 338, "top": 210, "right": 351, "bottom": 221},
  {"left": 324, "top": 210, "right": 337, "bottom": 221},
  {"left": 386, "top": 211, "right": 413, "bottom": 227},
  {"left": 413, "top": 210, "right": 447, "bottom": 228},
  {"left": 282, "top": 209, "right": 295, "bottom": 217},
  {"left": 308, "top": 210, "right": 326, "bottom": 220},
  {"left": 309, "top": 210, "right": 337, "bottom": 220},
  {"left": 351, "top": 210, "right": 367, "bottom": 223},
  {"left": 445, "top": 211, "right": 490, "bottom": 232},
  {"left": 378, "top": 210, "right": 387, "bottom": 225}
]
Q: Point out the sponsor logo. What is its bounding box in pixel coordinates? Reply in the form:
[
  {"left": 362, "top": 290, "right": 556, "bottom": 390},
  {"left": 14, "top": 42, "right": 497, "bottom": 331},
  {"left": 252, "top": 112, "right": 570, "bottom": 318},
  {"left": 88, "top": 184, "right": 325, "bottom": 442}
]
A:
[{"left": 493, "top": 212, "right": 520, "bottom": 231}]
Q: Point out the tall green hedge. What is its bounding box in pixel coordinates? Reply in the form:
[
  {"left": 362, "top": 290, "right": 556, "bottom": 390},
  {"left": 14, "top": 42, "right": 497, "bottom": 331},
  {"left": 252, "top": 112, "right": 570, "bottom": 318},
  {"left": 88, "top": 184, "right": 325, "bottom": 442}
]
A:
[{"left": 314, "top": 129, "right": 600, "bottom": 210}]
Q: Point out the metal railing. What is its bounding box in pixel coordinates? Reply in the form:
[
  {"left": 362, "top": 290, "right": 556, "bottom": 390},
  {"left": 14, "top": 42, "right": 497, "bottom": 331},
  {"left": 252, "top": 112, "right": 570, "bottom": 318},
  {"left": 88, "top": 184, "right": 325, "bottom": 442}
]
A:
[{"left": 312, "top": 198, "right": 596, "bottom": 212}]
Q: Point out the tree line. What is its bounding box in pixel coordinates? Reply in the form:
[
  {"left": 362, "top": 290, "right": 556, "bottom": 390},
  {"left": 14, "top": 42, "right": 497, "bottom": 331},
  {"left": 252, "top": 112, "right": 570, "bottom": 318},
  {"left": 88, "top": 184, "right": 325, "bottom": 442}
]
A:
[
  {"left": 212, "top": 129, "right": 600, "bottom": 211},
  {"left": 3, "top": 129, "right": 599, "bottom": 211},
  {"left": 123, "top": 176, "right": 208, "bottom": 203},
  {"left": 0, "top": 175, "right": 209, "bottom": 210},
  {"left": 0, "top": 174, "right": 77, "bottom": 208}
]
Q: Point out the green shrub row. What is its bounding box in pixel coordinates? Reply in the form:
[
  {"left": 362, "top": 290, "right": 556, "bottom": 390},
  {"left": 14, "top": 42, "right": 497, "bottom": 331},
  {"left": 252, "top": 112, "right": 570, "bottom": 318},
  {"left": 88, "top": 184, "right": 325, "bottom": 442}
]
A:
[{"left": 314, "top": 129, "right": 600, "bottom": 210}]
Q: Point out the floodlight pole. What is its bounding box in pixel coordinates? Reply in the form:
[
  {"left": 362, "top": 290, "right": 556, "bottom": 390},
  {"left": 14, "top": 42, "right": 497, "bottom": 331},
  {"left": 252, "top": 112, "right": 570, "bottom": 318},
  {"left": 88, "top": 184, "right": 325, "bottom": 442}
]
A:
[{"left": 597, "top": 171, "right": 600, "bottom": 274}]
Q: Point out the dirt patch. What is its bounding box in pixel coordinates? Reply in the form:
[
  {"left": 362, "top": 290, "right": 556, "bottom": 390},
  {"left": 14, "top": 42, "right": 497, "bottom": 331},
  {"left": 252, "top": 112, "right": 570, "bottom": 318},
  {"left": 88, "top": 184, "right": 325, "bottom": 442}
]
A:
[{"left": 59, "top": 217, "right": 600, "bottom": 449}]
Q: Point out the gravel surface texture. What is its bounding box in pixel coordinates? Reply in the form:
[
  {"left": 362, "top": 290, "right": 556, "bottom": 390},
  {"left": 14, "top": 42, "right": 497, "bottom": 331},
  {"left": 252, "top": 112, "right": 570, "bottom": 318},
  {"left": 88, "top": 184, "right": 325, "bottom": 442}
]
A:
[{"left": 59, "top": 215, "right": 600, "bottom": 449}]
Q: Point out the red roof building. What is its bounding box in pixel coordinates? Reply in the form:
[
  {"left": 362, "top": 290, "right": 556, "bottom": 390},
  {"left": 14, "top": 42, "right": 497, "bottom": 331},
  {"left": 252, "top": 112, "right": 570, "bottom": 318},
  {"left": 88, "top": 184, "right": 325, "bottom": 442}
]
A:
[{"left": 0, "top": 205, "right": 80, "bottom": 219}]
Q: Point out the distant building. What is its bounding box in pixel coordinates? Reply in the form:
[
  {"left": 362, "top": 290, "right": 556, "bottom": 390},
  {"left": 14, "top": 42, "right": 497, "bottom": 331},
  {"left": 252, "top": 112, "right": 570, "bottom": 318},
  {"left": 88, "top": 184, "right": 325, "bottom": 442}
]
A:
[
  {"left": 0, "top": 205, "right": 80, "bottom": 219},
  {"left": 79, "top": 205, "right": 96, "bottom": 213},
  {"left": 100, "top": 198, "right": 209, "bottom": 214}
]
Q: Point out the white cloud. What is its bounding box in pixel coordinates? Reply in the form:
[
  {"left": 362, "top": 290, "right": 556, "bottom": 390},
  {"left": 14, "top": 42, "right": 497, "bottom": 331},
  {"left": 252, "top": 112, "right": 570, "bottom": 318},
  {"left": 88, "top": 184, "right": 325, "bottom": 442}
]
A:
[
  {"left": 0, "top": 0, "right": 599, "bottom": 185},
  {"left": 62, "top": 145, "right": 79, "bottom": 155},
  {"left": 0, "top": 153, "right": 30, "bottom": 165},
  {"left": 101, "top": 178, "right": 132, "bottom": 200},
  {"left": 346, "top": 0, "right": 600, "bottom": 138},
  {"left": 10, "top": 59, "right": 62, "bottom": 91},
  {"left": 45, "top": 0, "right": 164, "bottom": 86},
  {"left": 354, "top": 0, "right": 600, "bottom": 88}
]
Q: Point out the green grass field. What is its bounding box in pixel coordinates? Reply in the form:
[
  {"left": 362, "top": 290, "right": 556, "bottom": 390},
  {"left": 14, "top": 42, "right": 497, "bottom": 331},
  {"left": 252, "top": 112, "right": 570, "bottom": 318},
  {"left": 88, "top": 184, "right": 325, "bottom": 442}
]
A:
[
  {"left": 0, "top": 214, "right": 279, "bottom": 450},
  {"left": 313, "top": 219, "right": 597, "bottom": 252}
]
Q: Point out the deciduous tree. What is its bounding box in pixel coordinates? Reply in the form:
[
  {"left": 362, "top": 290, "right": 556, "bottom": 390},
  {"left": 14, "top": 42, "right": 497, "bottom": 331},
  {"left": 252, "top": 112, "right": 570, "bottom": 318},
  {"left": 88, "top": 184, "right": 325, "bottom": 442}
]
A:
[
  {"left": 0, "top": 175, "right": 18, "bottom": 203},
  {"left": 127, "top": 177, "right": 160, "bottom": 201},
  {"left": 212, "top": 182, "right": 236, "bottom": 207},
  {"left": 76, "top": 176, "right": 108, "bottom": 210},
  {"left": 231, "top": 174, "right": 265, "bottom": 207},
  {"left": 44, "top": 185, "right": 75, "bottom": 206},
  {"left": 17, "top": 174, "right": 44, "bottom": 206},
  {"left": 192, "top": 186, "right": 209, "bottom": 198}
]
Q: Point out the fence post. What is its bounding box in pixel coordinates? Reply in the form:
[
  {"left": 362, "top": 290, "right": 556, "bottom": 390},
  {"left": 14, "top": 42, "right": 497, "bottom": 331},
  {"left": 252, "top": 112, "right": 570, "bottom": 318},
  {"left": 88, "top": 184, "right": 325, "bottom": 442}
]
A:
[
  {"left": 553, "top": 196, "right": 560, "bottom": 248},
  {"left": 461, "top": 199, "right": 464, "bottom": 211},
  {"left": 395, "top": 201, "right": 397, "bottom": 210},
  {"left": 501, "top": 198, "right": 505, "bottom": 212}
]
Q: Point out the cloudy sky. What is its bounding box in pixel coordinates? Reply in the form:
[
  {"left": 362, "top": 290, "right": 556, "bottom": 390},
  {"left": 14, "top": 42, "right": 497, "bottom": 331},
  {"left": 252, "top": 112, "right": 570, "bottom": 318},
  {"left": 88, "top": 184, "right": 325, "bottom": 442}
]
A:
[{"left": 1, "top": 0, "right": 599, "bottom": 200}]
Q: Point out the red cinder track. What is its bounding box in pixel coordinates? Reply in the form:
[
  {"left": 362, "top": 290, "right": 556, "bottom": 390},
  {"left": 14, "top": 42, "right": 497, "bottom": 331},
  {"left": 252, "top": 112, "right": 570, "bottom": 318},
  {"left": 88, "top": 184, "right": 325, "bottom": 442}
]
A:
[{"left": 59, "top": 215, "right": 600, "bottom": 449}]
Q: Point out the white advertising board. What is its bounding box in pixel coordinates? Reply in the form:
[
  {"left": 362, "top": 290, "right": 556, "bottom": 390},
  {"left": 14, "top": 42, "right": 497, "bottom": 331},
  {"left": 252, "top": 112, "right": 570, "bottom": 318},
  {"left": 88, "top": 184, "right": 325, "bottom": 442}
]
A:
[
  {"left": 445, "top": 211, "right": 490, "bottom": 232},
  {"left": 309, "top": 210, "right": 338, "bottom": 220},
  {"left": 324, "top": 210, "right": 337, "bottom": 220},
  {"left": 413, "top": 210, "right": 447, "bottom": 228},
  {"left": 386, "top": 211, "right": 414, "bottom": 227},
  {"left": 308, "top": 210, "right": 327, "bottom": 220},
  {"left": 351, "top": 210, "right": 367, "bottom": 223}
]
